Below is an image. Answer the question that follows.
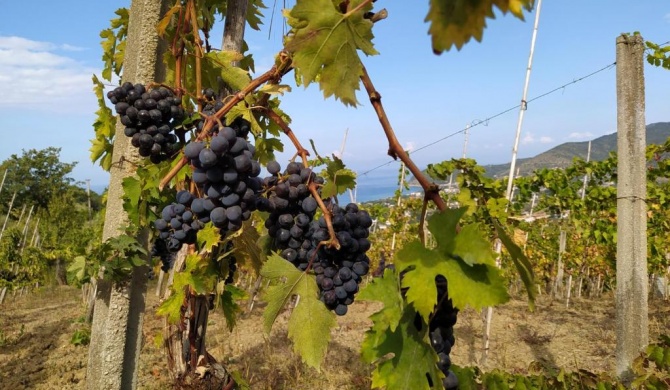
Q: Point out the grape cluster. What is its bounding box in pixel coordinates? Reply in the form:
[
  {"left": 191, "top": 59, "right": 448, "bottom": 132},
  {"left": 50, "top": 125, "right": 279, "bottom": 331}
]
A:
[
  {"left": 183, "top": 123, "right": 261, "bottom": 234},
  {"left": 257, "top": 162, "right": 373, "bottom": 316},
  {"left": 257, "top": 161, "right": 322, "bottom": 269},
  {"left": 150, "top": 238, "right": 175, "bottom": 272},
  {"left": 154, "top": 190, "right": 205, "bottom": 252},
  {"left": 311, "top": 203, "right": 372, "bottom": 316},
  {"left": 106, "top": 82, "right": 185, "bottom": 163},
  {"left": 425, "top": 275, "right": 459, "bottom": 390}
]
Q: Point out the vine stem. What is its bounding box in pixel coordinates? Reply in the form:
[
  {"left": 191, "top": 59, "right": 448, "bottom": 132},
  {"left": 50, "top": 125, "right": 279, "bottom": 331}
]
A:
[
  {"left": 418, "top": 198, "right": 429, "bottom": 245},
  {"left": 359, "top": 66, "right": 447, "bottom": 212},
  {"left": 172, "top": 5, "right": 187, "bottom": 95},
  {"left": 158, "top": 53, "right": 293, "bottom": 190},
  {"left": 264, "top": 108, "right": 341, "bottom": 250}
]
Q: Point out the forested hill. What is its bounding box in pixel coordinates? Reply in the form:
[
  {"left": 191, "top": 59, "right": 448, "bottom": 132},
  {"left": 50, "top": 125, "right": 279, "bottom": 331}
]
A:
[{"left": 481, "top": 121, "right": 670, "bottom": 178}]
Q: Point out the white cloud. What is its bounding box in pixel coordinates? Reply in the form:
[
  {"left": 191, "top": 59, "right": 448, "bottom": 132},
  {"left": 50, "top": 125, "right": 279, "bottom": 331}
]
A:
[
  {"left": 522, "top": 132, "right": 553, "bottom": 145},
  {"left": 665, "top": 13, "right": 670, "bottom": 23},
  {"left": 0, "top": 36, "right": 97, "bottom": 110},
  {"left": 568, "top": 131, "right": 594, "bottom": 139},
  {"left": 404, "top": 141, "right": 415, "bottom": 152},
  {"left": 521, "top": 132, "right": 535, "bottom": 145}
]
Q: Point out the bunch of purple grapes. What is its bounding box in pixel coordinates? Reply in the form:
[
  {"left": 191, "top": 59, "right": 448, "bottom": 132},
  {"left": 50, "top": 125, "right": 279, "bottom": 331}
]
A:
[
  {"left": 182, "top": 121, "right": 262, "bottom": 234},
  {"left": 311, "top": 203, "right": 372, "bottom": 316},
  {"left": 150, "top": 237, "right": 175, "bottom": 272},
  {"left": 430, "top": 275, "right": 459, "bottom": 389},
  {"left": 257, "top": 161, "right": 373, "bottom": 316},
  {"left": 154, "top": 190, "right": 205, "bottom": 253},
  {"left": 107, "top": 82, "right": 185, "bottom": 163},
  {"left": 257, "top": 160, "right": 322, "bottom": 270}
]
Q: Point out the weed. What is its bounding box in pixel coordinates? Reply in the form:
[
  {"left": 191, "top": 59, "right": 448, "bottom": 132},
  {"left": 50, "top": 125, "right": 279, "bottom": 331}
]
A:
[{"left": 71, "top": 328, "right": 91, "bottom": 346}]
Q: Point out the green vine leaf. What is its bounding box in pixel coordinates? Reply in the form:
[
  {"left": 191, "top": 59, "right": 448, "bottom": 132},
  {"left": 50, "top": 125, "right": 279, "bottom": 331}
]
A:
[
  {"left": 218, "top": 284, "right": 247, "bottom": 332},
  {"left": 493, "top": 220, "right": 536, "bottom": 309},
  {"left": 396, "top": 209, "right": 509, "bottom": 321},
  {"left": 260, "top": 254, "right": 336, "bottom": 370},
  {"left": 225, "top": 102, "right": 263, "bottom": 136},
  {"left": 121, "top": 176, "right": 142, "bottom": 228},
  {"left": 285, "top": 0, "right": 378, "bottom": 106},
  {"left": 358, "top": 268, "right": 404, "bottom": 333},
  {"left": 453, "top": 223, "right": 497, "bottom": 267},
  {"left": 246, "top": 0, "right": 266, "bottom": 31},
  {"left": 363, "top": 306, "right": 444, "bottom": 390},
  {"left": 319, "top": 155, "right": 357, "bottom": 199},
  {"left": 426, "top": 0, "right": 534, "bottom": 53},
  {"left": 202, "top": 51, "right": 252, "bottom": 92},
  {"left": 157, "top": 288, "right": 185, "bottom": 324}
]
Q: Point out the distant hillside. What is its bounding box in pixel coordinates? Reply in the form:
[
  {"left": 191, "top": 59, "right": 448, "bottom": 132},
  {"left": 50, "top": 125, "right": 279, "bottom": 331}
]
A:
[
  {"left": 409, "top": 122, "right": 670, "bottom": 185},
  {"left": 483, "top": 122, "right": 670, "bottom": 178}
]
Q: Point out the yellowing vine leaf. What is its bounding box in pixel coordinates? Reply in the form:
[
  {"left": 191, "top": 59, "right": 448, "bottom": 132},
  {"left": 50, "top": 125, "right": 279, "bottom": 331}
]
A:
[
  {"left": 286, "top": 0, "right": 378, "bottom": 106},
  {"left": 261, "top": 254, "right": 336, "bottom": 370},
  {"left": 426, "top": 0, "right": 534, "bottom": 53},
  {"left": 157, "top": 4, "right": 181, "bottom": 36},
  {"left": 196, "top": 224, "right": 220, "bottom": 253},
  {"left": 90, "top": 75, "right": 115, "bottom": 171}
]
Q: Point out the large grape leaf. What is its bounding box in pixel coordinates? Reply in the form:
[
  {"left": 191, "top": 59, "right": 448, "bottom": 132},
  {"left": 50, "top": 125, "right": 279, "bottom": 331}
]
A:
[
  {"left": 363, "top": 306, "right": 443, "bottom": 390},
  {"left": 426, "top": 0, "right": 534, "bottom": 53},
  {"left": 395, "top": 209, "right": 509, "bottom": 321},
  {"left": 357, "top": 268, "right": 404, "bottom": 333},
  {"left": 285, "top": 0, "right": 378, "bottom": 106},
  {"left": 261, "top": 254, "right": 336, "bottom": 370}
]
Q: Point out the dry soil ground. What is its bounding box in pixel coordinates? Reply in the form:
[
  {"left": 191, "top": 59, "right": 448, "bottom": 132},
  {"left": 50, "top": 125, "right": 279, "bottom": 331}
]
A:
[{"left": 0, "top": 285, "right": 668, "bottom": 389}]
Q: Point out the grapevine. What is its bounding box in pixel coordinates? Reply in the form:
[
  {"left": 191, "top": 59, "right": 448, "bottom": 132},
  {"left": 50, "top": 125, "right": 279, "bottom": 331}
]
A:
[{"left": 89, "top": 0, "right": 544, "bottom": 389}]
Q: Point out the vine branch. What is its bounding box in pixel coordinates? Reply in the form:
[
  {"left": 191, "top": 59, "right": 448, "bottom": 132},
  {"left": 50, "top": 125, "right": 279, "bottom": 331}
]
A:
[
  {"left": 359, "top": 66, "right": 447, "bottom": 211},
  {"left": 159, "top": 53, "right": 293, "bottom": 190}
]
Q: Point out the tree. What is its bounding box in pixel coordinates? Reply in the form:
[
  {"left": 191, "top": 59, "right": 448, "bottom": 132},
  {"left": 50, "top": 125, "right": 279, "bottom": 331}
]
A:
[{"left": 0, "top": 147, "right": 77, "bottom": 212}]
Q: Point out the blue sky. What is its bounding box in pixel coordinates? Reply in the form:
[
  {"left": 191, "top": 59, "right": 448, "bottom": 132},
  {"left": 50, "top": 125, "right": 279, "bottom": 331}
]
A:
[{"left": 0, "top": 1, "right": 668, "bottom": 199}]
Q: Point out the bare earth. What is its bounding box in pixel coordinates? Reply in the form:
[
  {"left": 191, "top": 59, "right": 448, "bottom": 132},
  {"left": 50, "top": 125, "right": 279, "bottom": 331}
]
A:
[{"left": 0, "top": 285, "right": 668, "bottom": 389}]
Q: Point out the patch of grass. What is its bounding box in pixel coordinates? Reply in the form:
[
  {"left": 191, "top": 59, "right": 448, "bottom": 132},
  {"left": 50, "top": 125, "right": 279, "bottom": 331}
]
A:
[{"left": 71, "top": 327, "right": 90, "bottom": 346}]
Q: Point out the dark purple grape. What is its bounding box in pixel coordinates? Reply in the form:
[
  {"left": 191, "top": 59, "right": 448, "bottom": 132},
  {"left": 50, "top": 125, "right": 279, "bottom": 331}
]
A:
[
  {"left": 302, "top": 197, "right": 317, "bottom": 213},
  {"left": 267, "top": 161, "right": 281, "bottom": 175},
  {"left": 199, "top": 148, "right": 218, "bottom": 168},
  {"left": 334, "top": 304, "right": 348, "bottom": 316},
  {"left": 184, "top": 141, "right": 205, "bottom": 160}
]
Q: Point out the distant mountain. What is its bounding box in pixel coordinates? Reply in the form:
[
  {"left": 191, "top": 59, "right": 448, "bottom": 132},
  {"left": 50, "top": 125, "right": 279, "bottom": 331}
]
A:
[
  {"left": 481, "top": 122, "right": 670, "bottom": 178},
  {"left": 408, "top": 122, "right": 670, "bottom": 185}
]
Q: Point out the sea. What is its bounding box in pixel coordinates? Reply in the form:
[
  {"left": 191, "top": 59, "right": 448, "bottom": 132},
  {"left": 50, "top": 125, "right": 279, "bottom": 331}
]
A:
[{"left": 90, "top": 174, "right": 408, "bottom": 204}]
